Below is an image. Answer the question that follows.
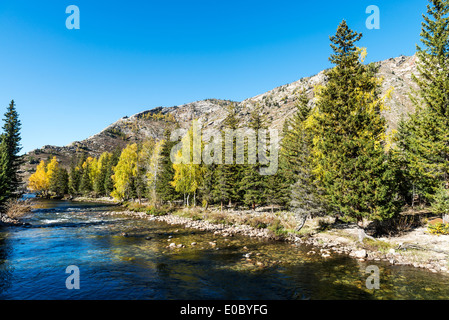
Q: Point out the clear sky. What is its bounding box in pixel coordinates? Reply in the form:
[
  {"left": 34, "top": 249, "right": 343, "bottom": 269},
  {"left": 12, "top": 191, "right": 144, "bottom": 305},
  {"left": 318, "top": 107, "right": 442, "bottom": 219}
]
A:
[{"left": 0, "top": 0, "right": 426, "bottom": 154}]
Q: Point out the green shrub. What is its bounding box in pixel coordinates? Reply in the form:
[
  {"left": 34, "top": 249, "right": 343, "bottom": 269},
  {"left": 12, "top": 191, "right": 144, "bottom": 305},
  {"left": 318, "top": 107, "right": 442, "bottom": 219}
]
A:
[
  {"left": 268, "top": 219, "right": 288, "bottom": 236},
  {"left": 146, "top": 206, "right": 167, "bottom": 216},
  {"left": 431, "top": 185, "right": 449, "bottom": 215}
]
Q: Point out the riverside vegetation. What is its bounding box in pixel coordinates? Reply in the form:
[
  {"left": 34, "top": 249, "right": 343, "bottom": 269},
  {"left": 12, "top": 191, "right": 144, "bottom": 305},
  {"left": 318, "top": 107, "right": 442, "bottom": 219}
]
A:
[{"left": 22, "top": 0, "right": 449, "bottom": 273}]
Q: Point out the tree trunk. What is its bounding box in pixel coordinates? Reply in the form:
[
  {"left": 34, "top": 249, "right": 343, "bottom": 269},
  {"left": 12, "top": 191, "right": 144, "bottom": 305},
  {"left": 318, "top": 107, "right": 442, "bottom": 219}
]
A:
[
  {"left": 357, "top": 218, "right": 375, "bottom": 242},
  {"left": 295, "top": 214, "right": 309, "bottom": 232}
]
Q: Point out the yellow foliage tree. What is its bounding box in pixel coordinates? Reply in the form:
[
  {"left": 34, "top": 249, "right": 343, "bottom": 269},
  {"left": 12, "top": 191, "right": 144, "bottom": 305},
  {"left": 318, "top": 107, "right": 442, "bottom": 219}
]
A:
[
  {"left": 111, "top": 143, "right": 138, "bottom": 200},
  {"left": 171, "top": 122, "right": 204, "bottom": 206},
  {"left": 28, "top": 160, "right": 49, "bottom": 196}
]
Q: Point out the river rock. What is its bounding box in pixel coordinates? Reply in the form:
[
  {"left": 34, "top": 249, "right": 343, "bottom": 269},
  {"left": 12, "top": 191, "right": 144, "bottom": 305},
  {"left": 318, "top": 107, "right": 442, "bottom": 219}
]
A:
[
  {"left": 353, "top": 249, "right": 367, "bottom": 259},
  {"left": 145, "top": 236, "right": 152, "bottom": 240}
]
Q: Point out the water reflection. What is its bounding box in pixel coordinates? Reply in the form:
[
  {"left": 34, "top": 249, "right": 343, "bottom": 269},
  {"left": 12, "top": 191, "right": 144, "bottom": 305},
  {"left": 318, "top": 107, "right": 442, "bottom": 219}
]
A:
[
  {"left": 0, "top": 231, "right": 13, "bottom": 295},
  {"left": 0, "top": 199, "right": 448, "bottom": 299}
]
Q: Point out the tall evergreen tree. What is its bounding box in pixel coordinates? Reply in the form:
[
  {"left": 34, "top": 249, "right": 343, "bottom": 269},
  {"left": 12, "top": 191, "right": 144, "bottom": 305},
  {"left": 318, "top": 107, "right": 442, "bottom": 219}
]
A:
[
  {"left": 239, "top": 105, "right": 268, "bottom": 210},
  {"left": 213, "top": 103, "right": 242, "bottom": 207},
  {"left": 50, "top": 166, "right": 69, "bottom": 197},
  {"left": 0, "top": 140, "right": 11, "bottom": 205},
  {"left": 312, "top": 20, "right": 401, "bottom": 230},
  {"left": 397, "top": 0, "right": 449, "bottom": 203},
  {"left": 1, "top": 100, "right": 22, "bottom": 195},
  {"left": 272, "top": 91, "right": 316, "bottom": 213},
  {"left": 198, "top": 163, "right": 216, "bottom": 209},
  {"left": 155, "top": 129, "right": 179, "bottom": 204},
  {"left": 79, "top": 162, "right": 92, "bottom": 195},
  {"left": 282, "top": 91, "right": 327, "bottom": 229}
]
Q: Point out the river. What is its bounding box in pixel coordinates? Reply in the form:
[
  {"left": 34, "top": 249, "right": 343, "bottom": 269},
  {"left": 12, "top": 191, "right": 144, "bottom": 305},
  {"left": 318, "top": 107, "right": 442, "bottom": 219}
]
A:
[{"left": 0, "top": 198, "right": 448, "bottom": 300}]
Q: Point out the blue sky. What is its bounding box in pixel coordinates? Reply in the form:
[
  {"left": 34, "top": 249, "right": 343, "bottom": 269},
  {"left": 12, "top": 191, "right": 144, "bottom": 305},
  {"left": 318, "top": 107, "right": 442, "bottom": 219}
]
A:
[{"left": 0, "top": 0, "right": 426, "bottom": 154}]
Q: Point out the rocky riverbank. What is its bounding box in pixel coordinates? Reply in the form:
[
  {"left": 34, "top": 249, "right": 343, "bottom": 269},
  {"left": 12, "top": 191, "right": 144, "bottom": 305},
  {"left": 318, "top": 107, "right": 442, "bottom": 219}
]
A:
[
  {"left": 0, "top": 214, "right": 24, "bottom": 226},
  {"left": 99, "top": 207, "right": 449, "bottom": 275}
]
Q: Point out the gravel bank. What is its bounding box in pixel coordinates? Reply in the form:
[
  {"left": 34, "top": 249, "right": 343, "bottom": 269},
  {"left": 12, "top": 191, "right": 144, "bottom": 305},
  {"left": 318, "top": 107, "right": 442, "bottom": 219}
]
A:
[{"left": 100, "top": 208, "right": 449, "bottom": 275}]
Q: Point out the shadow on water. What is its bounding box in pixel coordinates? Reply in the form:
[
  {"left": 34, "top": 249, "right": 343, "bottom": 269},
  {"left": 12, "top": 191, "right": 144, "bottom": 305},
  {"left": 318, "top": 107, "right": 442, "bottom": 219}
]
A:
[
  {"left": 0, "top": 231, "right": 13, "bottom": 295},
  {"left": 0, "top": 199, "right": 448, "bottom": 300}
]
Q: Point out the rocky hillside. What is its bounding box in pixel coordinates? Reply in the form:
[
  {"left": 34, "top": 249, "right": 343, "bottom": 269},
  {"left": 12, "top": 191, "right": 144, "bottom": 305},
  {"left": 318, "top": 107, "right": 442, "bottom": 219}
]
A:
[{"left": 21, "top": 54, "right": 419, "bottom": 181}]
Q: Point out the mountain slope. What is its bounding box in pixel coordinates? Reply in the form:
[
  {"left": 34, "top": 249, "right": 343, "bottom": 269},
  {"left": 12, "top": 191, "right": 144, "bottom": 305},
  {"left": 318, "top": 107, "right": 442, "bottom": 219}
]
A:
[{"left": 21, "top": 54, "right": 419, "bottom": 180}]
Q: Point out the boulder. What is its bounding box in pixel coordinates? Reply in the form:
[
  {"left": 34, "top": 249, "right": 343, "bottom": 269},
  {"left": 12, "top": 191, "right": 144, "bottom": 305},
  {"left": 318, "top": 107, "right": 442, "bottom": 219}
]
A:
[{"left": 353, "top": 249, "right": 367, "bottom": 259}]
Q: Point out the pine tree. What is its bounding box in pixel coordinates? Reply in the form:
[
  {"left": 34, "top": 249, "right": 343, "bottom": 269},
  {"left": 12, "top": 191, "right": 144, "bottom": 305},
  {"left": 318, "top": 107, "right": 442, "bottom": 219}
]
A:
[
  {"left": 79, "top": 162, "right": 92, "bottom": 196},
  {"left": 1, "top": 100, "right": 22, "bottom": 195},
  {"left": 239, "top": 105, "right": 268, "bottom": 210},
  {"left": 93, "top": 152, "right": 112, "bottom": 196},
  {"left": 397, "top": 0, "right": 449, "bottom": 203},
  {"left": 280, "top": 91, "right": 327, "bottom": 229},
  {"left": 68, "top": 153, "right": 87, "bottom": 195},
  {"left": 213, "top": 103, "right": 242, "bottom": 207},
  {"left": 312, "top": 20, "right": 401, "bottom": 228},
  {"left": 155, "top": 129, "right": 179, "bottom": 204},
  {"left": 198, "top": 163, "right": 215, "bottom": 209},
  {"left": 68, "top": 163, "right": 80, "bottom": 196},
  {"left": 271, "top": 91, "right": 315, "bottom": 214},
  {"left": 0, "top": 140, "right": 11, "bottom": 205},
  {"left": 50, "top": 166, "right": 69, "bottom": 197}
]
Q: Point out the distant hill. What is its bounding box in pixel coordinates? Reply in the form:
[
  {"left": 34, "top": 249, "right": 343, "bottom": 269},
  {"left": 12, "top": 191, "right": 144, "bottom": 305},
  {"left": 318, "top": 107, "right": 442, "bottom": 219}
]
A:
[{"left": 21, "top": 54, "right": 419, "bottom": 182}]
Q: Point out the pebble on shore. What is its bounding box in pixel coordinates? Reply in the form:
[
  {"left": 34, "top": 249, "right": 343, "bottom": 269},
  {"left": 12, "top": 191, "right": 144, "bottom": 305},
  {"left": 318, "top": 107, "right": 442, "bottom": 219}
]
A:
[{"left": 100, "top": 209, "right": 449, "bottom": 275}]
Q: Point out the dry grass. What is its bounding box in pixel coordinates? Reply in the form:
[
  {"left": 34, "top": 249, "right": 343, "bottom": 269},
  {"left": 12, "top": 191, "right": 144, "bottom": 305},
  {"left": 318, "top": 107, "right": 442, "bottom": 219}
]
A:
[
  {"left": 174, "top": 207, "right": 302, "bottom": 236},
  {"left": 3, "top": 198, "right": 33, "bottom": 220}
]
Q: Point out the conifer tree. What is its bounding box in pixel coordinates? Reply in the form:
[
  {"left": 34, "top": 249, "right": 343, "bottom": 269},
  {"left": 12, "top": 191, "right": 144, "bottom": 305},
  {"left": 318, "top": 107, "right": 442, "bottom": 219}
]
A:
[
  {"left": 198, "top": 163, "right": 215, "bottom": 209},
  {"left": 68, "top": 163, "right": 80, "bottom": 196},
  {"left": 213, "top": 103, "right": 242, "bottom": 207},
  {"left": 239, "top": 105, "right": 268, "bottom": 210},
  {"left": 0, "top": 140, "right": 11, "bottom": 205},
  {"left": 1, "top": 100, "right": 22, "bottom": 195},
  {"left": 50, "top": 166, "right": 69, "bottom": 197},
  {"left": 312, "top": 20, "right": 401, "bottom": 229},
  {"left": 271, "top": 91, "right": 315, "bottom": 213},
  {"left": 155, "top": 129, "right": 179, "bottom": 204},
  {"left": 282, "top": 92, "right": 327, "bottom": 229},
  {"left": 68, "top": 153, "right": 87, "bottom": 195},
  {"left": 93, "top": 152, "right": 112, "bottom": 196},
  {"left": 79, "top": 162, "right": 92, "bottom": 195},
  {"left": 397, "top": 0, "right": 449, "bottom": 203}
]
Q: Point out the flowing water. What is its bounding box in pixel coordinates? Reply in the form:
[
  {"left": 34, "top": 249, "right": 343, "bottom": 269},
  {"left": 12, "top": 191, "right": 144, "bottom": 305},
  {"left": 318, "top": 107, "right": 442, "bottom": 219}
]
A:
[{"left": 0, "top": 198, "right": 449, "bottom": 300}]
